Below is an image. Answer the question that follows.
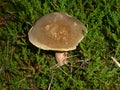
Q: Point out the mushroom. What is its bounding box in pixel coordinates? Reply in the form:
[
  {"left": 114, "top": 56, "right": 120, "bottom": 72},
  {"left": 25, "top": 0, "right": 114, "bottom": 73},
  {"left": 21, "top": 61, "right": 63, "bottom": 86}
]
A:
[{"left": 28, "top": 12, "right": 87, "bottom": 66}]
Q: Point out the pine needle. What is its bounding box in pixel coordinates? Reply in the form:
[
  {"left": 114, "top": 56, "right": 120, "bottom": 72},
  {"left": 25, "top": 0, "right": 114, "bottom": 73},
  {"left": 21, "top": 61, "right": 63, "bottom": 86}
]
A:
[{"left": 111, "top": 57, "right": 120, "bottom": 68}]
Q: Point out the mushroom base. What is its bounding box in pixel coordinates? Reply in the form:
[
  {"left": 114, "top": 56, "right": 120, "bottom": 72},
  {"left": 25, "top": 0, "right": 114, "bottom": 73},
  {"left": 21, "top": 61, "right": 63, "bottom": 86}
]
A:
[{"left": 55, "top": 51, "right": 68, "bottom": 66}]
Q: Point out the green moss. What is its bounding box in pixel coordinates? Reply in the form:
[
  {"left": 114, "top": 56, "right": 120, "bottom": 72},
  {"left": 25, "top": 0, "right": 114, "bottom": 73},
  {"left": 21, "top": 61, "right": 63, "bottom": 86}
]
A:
[{"left": 0, "top": 0, "right": 120, "bottom": 89}]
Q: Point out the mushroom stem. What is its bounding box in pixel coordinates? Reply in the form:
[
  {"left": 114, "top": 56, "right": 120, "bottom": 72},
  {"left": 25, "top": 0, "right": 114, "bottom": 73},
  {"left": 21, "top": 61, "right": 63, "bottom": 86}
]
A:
[{"left": 55, "top": 51, "right": 68, "bottom": 66}]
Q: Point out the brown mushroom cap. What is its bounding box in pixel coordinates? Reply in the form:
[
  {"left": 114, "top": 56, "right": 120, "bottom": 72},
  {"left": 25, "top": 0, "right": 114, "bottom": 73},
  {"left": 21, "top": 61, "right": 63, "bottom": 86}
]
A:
[{"left": 28, "top": 12, "right": 86, "bottom": 51}]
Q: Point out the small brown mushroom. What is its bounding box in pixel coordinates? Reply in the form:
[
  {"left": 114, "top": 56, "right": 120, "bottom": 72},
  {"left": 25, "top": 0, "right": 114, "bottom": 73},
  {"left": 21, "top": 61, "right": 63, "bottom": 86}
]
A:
[{"left": 28, "top": 12, "right": 87, "bottom": 66}]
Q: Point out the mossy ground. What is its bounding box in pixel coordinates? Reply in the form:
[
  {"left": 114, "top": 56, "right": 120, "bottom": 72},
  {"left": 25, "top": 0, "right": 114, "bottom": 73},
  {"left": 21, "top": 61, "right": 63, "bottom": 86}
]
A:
[{"left": 0, "top": 0, "right": 120, "bottom": 89}]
